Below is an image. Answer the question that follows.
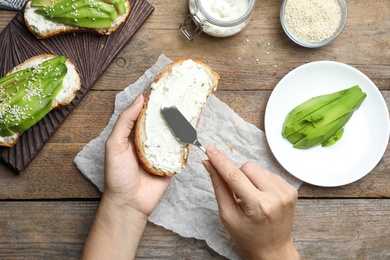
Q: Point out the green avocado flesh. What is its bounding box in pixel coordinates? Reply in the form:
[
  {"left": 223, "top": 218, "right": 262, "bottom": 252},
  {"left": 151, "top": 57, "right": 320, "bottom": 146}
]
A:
[
  {"left": 0, "top": 56, "right": 67, "bottom": 137},
  {"left": 282, "top": 85, "right": 367, "bottom": 149},
  {"left": 31, "top": 0, "right": 127, "bottom": 28}
]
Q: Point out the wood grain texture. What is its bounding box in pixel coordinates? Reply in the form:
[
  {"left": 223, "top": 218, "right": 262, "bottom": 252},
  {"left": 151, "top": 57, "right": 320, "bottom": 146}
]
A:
[
  {"left": 0, "top": 200, "right": 389, "bottom": 259},
  {"left": 0, "top": 0, "right": 389, "bottom": 258},
  {"left": 0, "top": 90, "right": 388, "bottom": 199},
  {"left": 0, "top": 0, "right": 154, "bottom": 172}
]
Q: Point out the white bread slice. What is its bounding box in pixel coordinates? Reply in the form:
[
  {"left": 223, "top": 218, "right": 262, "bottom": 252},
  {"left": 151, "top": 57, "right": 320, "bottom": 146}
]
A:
[
  {"left": 0, "top": 54, "right": 81, "bottom": 147},
  {"left": 135, "top": 58, "right": 219, "bottom": 177},
  {"left": 23, "top": 0, "right": 131, "bottom": 39}
]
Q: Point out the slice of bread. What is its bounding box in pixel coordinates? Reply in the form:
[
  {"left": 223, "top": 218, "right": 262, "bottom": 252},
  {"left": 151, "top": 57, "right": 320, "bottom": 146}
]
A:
[
  {"left": 135, "top": 58, "right": 219, "bottom": 177},
  {"left": 23, "top": 0, "right": 131, "bottom": 39},
  {"left": 0, "top": 54, "right": 81, "bottom": 147}
]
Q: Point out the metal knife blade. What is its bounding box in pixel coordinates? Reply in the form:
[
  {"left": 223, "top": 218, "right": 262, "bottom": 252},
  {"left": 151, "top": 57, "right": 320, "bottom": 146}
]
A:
[{"left": 160, "top": 106, "right": 206, "bottom": 154}]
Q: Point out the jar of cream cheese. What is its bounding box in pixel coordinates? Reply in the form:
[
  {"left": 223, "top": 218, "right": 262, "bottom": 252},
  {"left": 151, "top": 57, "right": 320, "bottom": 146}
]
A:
[{"left": 180, "top": 0, "right": 256, "bottom": 41}]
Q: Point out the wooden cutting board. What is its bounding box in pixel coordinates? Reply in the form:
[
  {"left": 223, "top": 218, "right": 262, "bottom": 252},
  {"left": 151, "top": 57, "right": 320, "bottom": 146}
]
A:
[{"left": 0, "top": 0, "right": 154, "bottom": 173}]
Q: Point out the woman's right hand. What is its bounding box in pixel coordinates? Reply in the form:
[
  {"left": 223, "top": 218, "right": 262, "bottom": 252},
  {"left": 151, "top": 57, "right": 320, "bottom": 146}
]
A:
[{"left": 203, "top": 145, "right": 300, "bottom": 260}]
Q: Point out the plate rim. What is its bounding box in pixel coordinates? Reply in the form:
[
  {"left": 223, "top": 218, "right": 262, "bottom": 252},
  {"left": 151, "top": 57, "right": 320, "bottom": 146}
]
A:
[{"left": 264, "top": 60, "right": 390, "bottom": 187}]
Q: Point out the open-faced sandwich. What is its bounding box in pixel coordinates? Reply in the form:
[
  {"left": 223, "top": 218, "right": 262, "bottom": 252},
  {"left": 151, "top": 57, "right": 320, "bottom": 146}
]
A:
[
  {"left": 135, "top": 58, "right": 219, "bottom": 177},
  {"left": 0, "top": 54, "right": 81, "bottom": 147},
  {"left": 24, "top": 0, "right": 131, "bottom": 39}
]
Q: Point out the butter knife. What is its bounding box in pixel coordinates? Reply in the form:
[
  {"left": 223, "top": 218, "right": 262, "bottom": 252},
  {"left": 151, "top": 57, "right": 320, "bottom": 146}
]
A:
[{"left": 160, "top": 106, "right": 206, "bottom": 154}]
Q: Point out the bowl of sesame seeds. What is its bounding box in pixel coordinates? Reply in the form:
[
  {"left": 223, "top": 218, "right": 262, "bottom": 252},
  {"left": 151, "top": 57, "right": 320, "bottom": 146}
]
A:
[{"left": 280, "top": 0, "right": 347, "bottom": 48}]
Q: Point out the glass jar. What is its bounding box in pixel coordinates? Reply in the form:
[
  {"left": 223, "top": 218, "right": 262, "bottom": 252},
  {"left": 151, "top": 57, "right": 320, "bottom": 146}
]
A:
[
  {"left": 280, "top": 0, "right": 348, "bottom": 48},
  {"left": 180, "top": 0, "right": 256, "bottom": 41}
]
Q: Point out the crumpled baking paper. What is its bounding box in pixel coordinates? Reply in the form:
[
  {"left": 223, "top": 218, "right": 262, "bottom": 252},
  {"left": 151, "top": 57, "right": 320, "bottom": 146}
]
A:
[{"left": 74, "top": 54, "right": 302, "bottom": 260}]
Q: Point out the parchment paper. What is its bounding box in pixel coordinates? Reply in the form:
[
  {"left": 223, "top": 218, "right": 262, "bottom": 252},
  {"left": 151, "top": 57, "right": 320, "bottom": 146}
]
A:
[{"left": 74, "top": 54, "right": 302, "bottom": 259}]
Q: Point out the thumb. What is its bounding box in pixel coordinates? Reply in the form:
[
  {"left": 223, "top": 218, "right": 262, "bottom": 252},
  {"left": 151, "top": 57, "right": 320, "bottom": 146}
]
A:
[{"left": 110, "top": 94, "right": 144, "bottom": 141}]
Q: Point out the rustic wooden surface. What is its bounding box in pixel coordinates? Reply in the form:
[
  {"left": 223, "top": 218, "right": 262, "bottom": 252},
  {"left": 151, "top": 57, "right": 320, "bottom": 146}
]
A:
[
  {"left": 0, "top": 0, "right": 154, "bottom": 172},
  {"left": 0, "top": 0, "right": 389, "bottom": 259}
]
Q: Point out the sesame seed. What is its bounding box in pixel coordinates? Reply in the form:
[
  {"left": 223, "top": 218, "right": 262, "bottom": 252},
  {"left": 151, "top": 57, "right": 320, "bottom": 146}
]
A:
[
  {"left": 0, "top": 57, "right": 66, "bottom": 131},
  {"left": 284, "top": 0, "right": 342, "bottom": 43}
]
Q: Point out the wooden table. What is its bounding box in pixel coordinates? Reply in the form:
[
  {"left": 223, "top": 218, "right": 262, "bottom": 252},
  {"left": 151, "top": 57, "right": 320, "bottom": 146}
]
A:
[{"left": 1, "top": 0, "right": 389, "bottom": 258}]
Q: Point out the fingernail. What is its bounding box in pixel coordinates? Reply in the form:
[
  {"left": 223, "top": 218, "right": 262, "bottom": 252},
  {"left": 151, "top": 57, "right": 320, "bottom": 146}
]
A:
[{"left": 207, "top": 145, "right": 218, "bottom": 155}]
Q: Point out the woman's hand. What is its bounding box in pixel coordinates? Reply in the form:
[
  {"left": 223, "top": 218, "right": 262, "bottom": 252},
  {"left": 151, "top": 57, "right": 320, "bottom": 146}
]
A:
[
  {"left": 103, "top": 94, "right": 170, "bottom": 217},
  {"left": 82, "top": 94, "right": 170, "bottom": 260},
  {"left": 203, "top": 145, "right": 300, "bottom": 260}
]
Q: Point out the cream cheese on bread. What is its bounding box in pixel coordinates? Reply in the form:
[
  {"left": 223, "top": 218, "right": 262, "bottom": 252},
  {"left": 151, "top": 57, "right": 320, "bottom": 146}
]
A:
[
  {"left": 24, "top": 0, "right": 131, "bottom": 39},
  {"left": 24, "top": 1, "right": 75, "bottom": 36},
  {"left": 9, "top": 55, "right": 81, "bottom": 108},
  {"left": 141, "top": 59, "right": 218, "bottom": 174},
  {"left": 0, "top": 55, "right": 81, "bottom": 147}
]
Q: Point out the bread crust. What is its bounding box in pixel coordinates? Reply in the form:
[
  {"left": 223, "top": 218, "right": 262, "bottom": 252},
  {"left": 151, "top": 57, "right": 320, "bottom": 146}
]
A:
[
  {"left": 134, "top": 58, "right": 219, "bottom": 177},
  {"left": 0, "top": 54, "right": 81, "bottom": 147},
  {"left": 135, "top": 89, "right": 187, "bottom": 177},
  {"left": 23, "top": 0, "right": 131, "bottom": 39}
]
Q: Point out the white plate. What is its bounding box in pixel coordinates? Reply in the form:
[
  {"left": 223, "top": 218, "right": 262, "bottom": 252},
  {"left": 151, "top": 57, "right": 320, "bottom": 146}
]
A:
[{"left": 265, "top": 61, "right": 389, "bottom": 187}]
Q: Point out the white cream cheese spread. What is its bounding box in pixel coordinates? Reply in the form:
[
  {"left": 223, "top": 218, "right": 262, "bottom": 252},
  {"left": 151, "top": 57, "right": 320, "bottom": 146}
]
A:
[
  {"left": 0, "top": 56, "right": 80, "bottom": 145},
  {"left": 189, "top": 0, "right": 251, "bottom": 37},
  {"left": 24, "top": 1, "right": 128, "bottom": 36},
  {"left": 10, "top": 57, "right": 80, "bottom": 108},
  {"left": 201, "top": 0, "right": 249, "bottom": 21},
  {"left": 143, "top": 59, "right": 215, "bottom": 173},
  {"left": 24, "top": 2, "right": 72, "bottom": 35}
]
